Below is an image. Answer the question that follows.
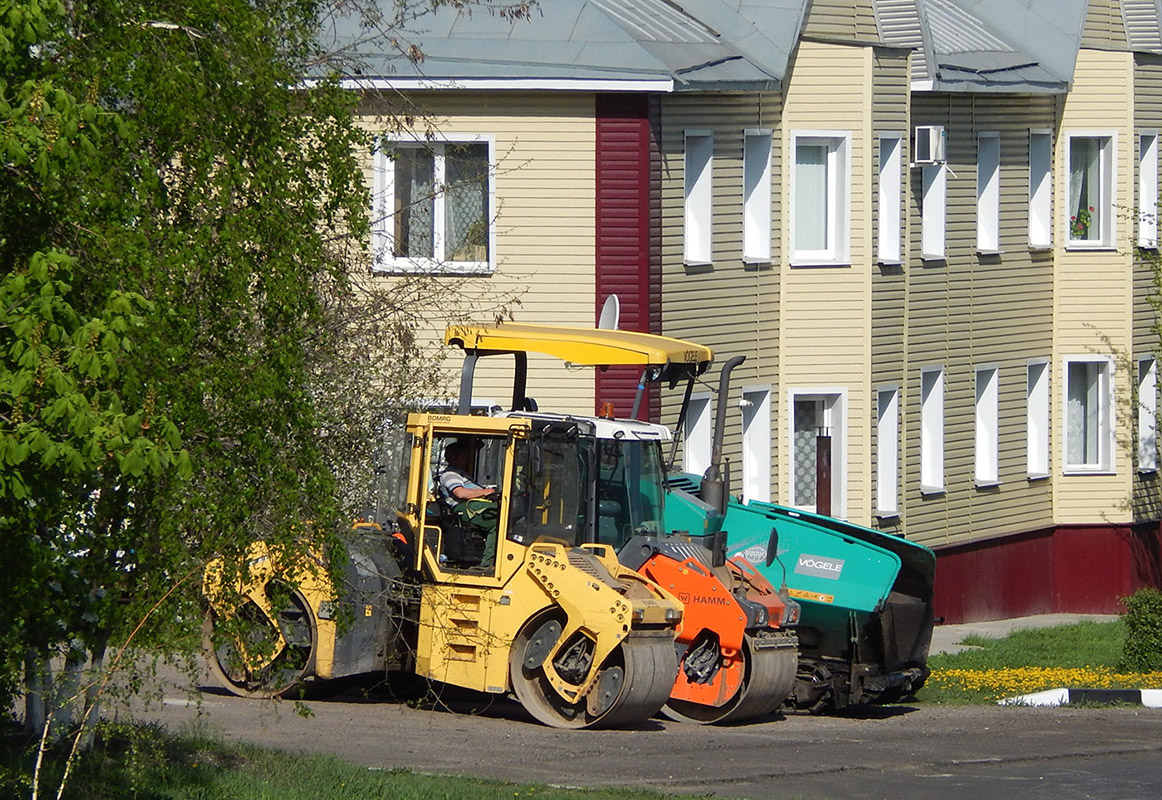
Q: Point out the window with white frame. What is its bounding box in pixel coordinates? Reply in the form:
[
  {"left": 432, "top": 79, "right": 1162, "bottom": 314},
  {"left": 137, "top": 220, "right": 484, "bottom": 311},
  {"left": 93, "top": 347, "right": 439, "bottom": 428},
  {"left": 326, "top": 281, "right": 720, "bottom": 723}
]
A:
[
  {"left": 683, "top": 392, "right": 712, "bottom": 476},
  {"left": 977, "top": 133, "right": 1000, "bottom": 252},
  {"left": 684, "top": 130, "right": 713, "bottom": 264},
  {"left": 920, "top": 367, "right": 944, "bottom": 492},
  {"left": 1029, "top": 130, "right": 1052, "bottom": 247},
  {"left": 878, "top": 134, "right": 903, "bottom": 263},
  {"left": 975, "top": 366, "right": 1000, "bottom": 484},
  {"left": 743, "top": 129, "right": 772, "bottom": 262},
  {"left": 741, "top": 387, "right": 771, "bottom": 502},
  {"left": 921, "top": 164, "right": 946, "bottom": 259},
  {"left": 788, "top": 390, "right": 845, "bottom": 516},
  {"left": 1139, "top": 356, "right": 1157, "bottom": 472},
  {"left": 876, "top": 386, "right": 899, "bottom": 516},
  {"left": 1064, "top": 356, "right": 1114, "bottom": 472},
  {"left": 373, "top": 137, "right": 493, "bottom": 273},
  {"left": 1066, "top": 133, "right": 1115, "bottom": 247},
  {"left": 791, "top": 132, "right": 850, "bottom": 265},
  {"left": 1139, "top": 132, "right": 1158, "bottom": 248},
  {"left": 1027, "top": 359, "right": 1050, "bottom": 477}
]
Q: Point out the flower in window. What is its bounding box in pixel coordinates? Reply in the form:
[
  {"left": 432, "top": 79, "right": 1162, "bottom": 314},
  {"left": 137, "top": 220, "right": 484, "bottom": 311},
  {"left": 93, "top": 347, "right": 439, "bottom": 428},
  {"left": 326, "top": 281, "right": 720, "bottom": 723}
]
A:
[{"left": 1071, "top": 206, "right": 1094, "bottom": 239}]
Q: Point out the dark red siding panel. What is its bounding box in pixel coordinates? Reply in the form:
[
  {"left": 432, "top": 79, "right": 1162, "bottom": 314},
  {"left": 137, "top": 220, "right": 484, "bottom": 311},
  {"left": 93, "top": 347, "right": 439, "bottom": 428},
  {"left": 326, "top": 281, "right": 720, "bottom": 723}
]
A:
[
  {"left": 933, "top": 529, "right": 1055, "bottom": 623},
  {"left": 932, "top": 523, "right": 1162, "bottom": 623},
  {"left": 595, "top": 93, "right": 660, "bottom": 420}
]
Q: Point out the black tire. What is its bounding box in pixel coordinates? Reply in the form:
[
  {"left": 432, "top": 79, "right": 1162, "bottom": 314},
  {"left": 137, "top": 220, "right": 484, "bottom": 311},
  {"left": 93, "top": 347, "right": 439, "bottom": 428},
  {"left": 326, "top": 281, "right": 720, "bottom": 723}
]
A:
[{"left": 204, "top": 582, "right": 316, "bottom": 699}]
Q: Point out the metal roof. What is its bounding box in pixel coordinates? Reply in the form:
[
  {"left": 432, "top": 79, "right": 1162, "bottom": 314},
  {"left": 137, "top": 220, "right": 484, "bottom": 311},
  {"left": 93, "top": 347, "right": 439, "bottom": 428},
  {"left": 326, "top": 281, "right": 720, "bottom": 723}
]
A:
[
  {"left": 875, "top": 0, "right": 1088, "bottom": 93},
  {"left": 923, "top": 0, "right": 1088, "bottom": 93},
  {"left": 318, "top": 0, "right": 810, "bottom": 92}
]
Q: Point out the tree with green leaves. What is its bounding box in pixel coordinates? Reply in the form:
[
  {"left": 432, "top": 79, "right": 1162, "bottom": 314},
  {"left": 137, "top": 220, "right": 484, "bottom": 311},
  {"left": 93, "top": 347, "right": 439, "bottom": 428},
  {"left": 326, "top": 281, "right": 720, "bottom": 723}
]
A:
[{"left": 1, "top": 1, "right": 521, "bottom": 778}]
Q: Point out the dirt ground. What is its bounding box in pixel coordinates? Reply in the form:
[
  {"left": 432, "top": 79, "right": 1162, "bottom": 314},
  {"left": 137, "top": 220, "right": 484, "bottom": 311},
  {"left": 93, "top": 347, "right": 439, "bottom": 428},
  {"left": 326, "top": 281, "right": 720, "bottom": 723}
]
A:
[{"left": 128, "top": 668, "right": 1162, "bottom": 800}]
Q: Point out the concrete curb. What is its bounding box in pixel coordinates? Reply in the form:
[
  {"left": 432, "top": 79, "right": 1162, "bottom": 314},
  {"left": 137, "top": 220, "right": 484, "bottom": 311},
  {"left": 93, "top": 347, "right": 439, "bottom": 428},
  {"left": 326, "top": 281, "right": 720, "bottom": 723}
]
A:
[{"left": 999, "top": 688, "right": 1162, "bottom": 707}]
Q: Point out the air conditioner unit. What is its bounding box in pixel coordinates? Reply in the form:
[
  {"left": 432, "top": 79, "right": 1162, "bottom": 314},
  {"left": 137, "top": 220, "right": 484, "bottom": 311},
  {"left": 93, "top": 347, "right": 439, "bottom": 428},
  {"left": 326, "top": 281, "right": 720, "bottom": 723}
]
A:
[{"left": 913, "top": 125, "right": 946, "bottom": 165}]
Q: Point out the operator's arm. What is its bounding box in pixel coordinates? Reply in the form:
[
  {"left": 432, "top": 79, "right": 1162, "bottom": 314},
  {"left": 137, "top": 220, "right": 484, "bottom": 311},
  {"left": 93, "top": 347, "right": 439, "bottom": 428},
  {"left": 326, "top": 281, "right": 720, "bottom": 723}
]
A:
[
  {"left": 452, "top": 484, "right": 497, "bottom": 501},
  {"left": 442, "top": 469, "right": 498, "bottom": 501}
]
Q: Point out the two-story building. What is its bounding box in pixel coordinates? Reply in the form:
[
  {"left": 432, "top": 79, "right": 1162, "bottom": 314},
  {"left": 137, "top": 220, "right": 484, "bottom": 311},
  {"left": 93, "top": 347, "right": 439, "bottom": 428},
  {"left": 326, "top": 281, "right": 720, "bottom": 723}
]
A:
[{"left": 332, "top": 0, "right": 1162, "bottom": 622}]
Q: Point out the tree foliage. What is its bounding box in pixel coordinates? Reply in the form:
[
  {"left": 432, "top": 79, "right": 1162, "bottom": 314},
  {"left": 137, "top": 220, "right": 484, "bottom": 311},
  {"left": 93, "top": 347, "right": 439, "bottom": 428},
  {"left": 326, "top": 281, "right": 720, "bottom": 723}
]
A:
[{"left": 1, "top": 0, "right": 521, "bottom": 753}]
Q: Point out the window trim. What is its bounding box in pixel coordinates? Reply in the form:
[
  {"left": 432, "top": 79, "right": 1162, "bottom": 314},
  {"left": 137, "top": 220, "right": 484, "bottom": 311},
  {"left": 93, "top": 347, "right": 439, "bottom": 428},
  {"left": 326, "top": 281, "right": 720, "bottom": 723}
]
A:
[
  {"left": 878, "top": 134, "right": 903, "bottom": 264},
  {"left": 977, "top": 132, "right": 1001, "bottom": 253},
  {"left": 684, "top": 130, "right": 714, "bottom": 265},
  {"left": 975, "top": 365, "right": 1000, "bottom": 486},
  {"left": 786, "top": 388, "right": 847, "bottom": 517},
  {"left": 789, "top": 131, "right": 852, "bottom": 266},
  {"left": 1139, "top": 355, "right": 1158, "bottom": 473},
  {"left": 372, "top": 133, "right": 495, "bottom": 275},
  {"left": 1064, "top": 131, "right": 1117, "bottom": 250},
  {"left": 921, "top": 164, "right": 947, "bottom": 260},
  {"left": 1062, "top": 355, "right": 1116, "bottom": 474},
  {"left": 1139, "top": 131, "right": 1159, "bottom": 249},
  {"left": 1027, "top": 358, "right": 1050, "bottom": 479},
  {"left": 743, "top": 129, "right": 773, "bottom": 264},
  {"left": 876, "top": 384, "right": 899, "bottom": 517},
  {"left": 683, "top": 391, "right": 713, "bottom": 476},
  {"left": 920, "top": 366, "right": 945, "bottom": 493},
  {"left": 1029, "top": 129, "right": 1053, "bottom": 248},
  {"left": 740, "top": 385, "right": 772, "bottom": 503}
]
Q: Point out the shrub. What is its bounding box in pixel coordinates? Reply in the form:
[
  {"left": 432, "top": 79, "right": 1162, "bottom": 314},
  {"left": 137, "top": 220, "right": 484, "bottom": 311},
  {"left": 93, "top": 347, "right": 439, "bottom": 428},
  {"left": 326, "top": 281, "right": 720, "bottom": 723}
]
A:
[{"left": 1120, "top": 587, "right": 1162, "bottom": 672}]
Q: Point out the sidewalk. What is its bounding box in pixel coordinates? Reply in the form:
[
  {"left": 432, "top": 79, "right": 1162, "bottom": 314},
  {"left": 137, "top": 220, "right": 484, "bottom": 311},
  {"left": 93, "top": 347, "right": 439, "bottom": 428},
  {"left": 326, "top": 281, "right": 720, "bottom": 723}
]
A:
[{"left": 930, "top": 613, "right": 1121, "bottom": 655}]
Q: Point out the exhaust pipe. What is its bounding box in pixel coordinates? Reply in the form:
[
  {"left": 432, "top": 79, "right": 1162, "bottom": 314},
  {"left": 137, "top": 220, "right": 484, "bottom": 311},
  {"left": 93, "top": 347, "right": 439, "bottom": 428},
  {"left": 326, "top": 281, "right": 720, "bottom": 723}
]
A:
[{"left": 700, "top": 355, "right": 746, "bottom": 517}]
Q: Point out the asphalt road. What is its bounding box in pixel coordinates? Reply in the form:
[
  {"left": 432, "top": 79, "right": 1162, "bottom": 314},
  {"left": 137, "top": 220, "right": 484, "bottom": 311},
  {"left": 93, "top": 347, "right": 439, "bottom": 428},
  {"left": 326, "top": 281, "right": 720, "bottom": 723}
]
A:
[{"left": 136, "top": 672, "right": 1162, "bottom": 800}]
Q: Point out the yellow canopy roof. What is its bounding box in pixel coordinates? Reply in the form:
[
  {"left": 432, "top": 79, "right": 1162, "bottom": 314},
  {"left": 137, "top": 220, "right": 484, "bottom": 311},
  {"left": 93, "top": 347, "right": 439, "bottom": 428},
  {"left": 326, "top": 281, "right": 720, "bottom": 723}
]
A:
[{"left": 445, "top": 323, "right": 713, "bottom": 368}]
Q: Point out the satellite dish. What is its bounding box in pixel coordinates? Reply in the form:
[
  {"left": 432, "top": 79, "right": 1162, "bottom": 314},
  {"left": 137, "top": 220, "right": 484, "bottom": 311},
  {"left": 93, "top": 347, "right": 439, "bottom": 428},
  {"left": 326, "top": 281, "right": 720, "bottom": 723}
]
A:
[{"left": 598, "top": 294, "right": 621, "bottom": 330}]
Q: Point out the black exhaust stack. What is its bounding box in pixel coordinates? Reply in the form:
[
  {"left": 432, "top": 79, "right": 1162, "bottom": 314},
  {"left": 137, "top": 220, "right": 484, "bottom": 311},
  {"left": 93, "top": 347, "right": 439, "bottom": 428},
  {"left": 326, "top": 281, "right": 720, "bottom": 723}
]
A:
[{"left": 699, "top": 355, "right": 746, "bottom": 518}]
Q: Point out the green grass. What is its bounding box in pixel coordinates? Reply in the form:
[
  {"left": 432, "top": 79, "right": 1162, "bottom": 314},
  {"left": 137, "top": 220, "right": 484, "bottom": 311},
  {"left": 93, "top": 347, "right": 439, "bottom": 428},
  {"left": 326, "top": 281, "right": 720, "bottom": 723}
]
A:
[
  {"left": 914, "top": 618, "right": 1142, "bottom": 704},
  {"left": 932, "top": 618, "right": 1127, "bottom": 670},
  {"left": 1, "top": 720, "right": 710, "bottom": 800}
]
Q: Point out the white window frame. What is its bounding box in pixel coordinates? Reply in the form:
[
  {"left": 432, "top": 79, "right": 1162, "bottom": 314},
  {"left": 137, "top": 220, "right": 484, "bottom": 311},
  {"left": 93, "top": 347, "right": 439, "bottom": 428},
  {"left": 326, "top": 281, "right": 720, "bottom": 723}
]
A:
[
  {"left": 1062, "top": 355, "right": 1115, "bottom": 473},
  {"left": 878, "top": 134, "right": 903, "bottom": 263},
  {"left": 684, "top": 130, "right": 714, "bottom": 265},
  {"left": 790, "top": 131, "right": 852, "bottom": 266},
  {"left": 977, "top": 132, "right": 1001, "bottom": 252},
  {"left": 743, "top": 129, "right": 773, "bottom": 263},
  {"left": 1064, "top": 131, "right": 1116, "bottom": 249},
  {"left": 1139, "top": 131, "right": 1159, "bottom": 249},
  {"left": 921, "top": 164, "right": 946, "bottom": 260},
  {"left": 1027, "top": 358, "right": 1050, "bottom": 478},
  {"left": 740, "top": 386, "right": 772, "bottom": 503},
  {"left": 876, "top": 385, "right": 899, "bottom": 517},
  {"left": 1139, "top": 356, "right": 1158, "bottom": 472},
  {"left": 372, "top": 134, "right": 495, "bottom": 274},
  {"left": 786, "top": 388, "right": 847, "bottom": 518},
  {"left": 683, "top": 391, "right": 713, "bottom": 476},
  {"left": 920, "top": 366, "right": 944, "bottom": 493},
  {"left": 1029, "top": 130, "right": 1053, "bottom": 248},
  {"left": 975, "top": 365, "right": 1000, "bottom": 485}
]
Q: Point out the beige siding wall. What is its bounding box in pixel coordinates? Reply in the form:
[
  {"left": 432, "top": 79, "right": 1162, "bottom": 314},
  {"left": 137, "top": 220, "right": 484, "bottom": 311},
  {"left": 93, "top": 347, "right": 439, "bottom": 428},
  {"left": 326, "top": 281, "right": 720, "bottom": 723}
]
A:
[
  {"left": 356, "top": 91, "right": 598, "bottom": 413},
  {"left": 1134, "top": 56, "right": 1162, "bottom": 520},
  {"left": 902, "top": 94, "right": 1059, "bottom": 548},
  {"left": 802, "top": 0, "right": 881, "bottom": 42},
  {"left": 658, "top": 92, "right": 782, "bottom": 487},
  {"left": 871, "top": 47, "right": 911, "bottom": 529},
  {"left": 1054, "top": 50, "right": 1135, "bottom": 523},
  {"left": 780, "top": 41, "right": 875, "bottom": 522}
]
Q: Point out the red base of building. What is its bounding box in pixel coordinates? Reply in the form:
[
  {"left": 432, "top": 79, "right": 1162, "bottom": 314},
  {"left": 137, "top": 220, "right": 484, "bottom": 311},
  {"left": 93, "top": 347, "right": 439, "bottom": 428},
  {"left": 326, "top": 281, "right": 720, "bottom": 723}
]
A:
[{"left": 932, "top": 523, "right": 1162, "bottom": 623}]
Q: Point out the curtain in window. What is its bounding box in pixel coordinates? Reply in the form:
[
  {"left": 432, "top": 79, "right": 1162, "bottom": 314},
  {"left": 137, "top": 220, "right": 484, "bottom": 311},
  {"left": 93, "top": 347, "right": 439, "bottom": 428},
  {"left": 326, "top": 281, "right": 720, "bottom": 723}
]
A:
[
  {"left": 1066, "top": 362, "right": 1100, "bottom": 465},
  {"left": 444, "top": 143, "right": 489, "bottom": 263},
  {"left": 795, "top": 142, "right": 829, "bottom": 252},
  {"left": 394, "top": 147, "right": 435, "bottom": 258},
  {"left": 1068, "top": 138, "right": 1099, "bottom": 241}
]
